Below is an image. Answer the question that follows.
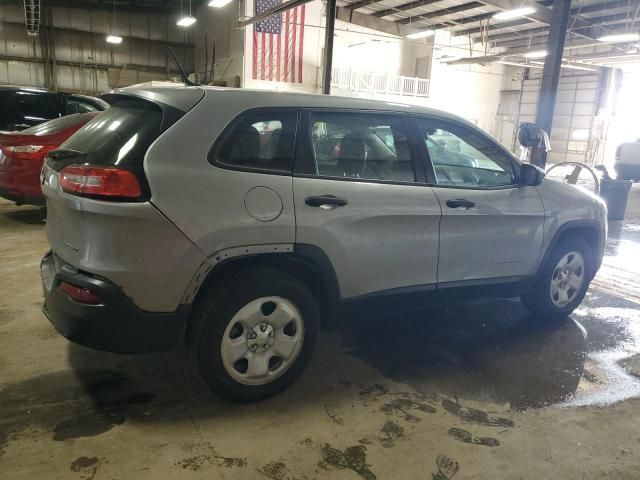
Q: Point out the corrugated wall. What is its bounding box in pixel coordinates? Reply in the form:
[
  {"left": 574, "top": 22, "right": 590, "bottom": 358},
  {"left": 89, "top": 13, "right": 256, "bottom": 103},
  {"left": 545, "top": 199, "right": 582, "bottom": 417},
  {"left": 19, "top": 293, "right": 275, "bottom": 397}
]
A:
[{"left": 0, "top": 3, "right": 193, "bottom": 94}]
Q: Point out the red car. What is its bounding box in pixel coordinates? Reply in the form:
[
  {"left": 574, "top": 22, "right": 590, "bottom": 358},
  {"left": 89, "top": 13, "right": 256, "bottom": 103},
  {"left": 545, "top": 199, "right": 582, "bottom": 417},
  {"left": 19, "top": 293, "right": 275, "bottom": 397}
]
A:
[{"left": 0, "top": 112, "right": 97, "bottom": 206}]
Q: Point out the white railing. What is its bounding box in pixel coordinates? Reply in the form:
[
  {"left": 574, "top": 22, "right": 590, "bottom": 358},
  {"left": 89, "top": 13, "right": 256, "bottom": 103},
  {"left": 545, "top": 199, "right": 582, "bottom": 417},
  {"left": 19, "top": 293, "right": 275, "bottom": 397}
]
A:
[{"left": 331, "top": 66, "right": 430, "bottom": 98}]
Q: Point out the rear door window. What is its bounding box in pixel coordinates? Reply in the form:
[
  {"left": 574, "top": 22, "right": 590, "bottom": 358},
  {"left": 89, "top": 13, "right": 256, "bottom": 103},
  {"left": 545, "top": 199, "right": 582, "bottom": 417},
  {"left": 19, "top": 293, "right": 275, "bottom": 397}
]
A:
[
  {"left": 59, "top": 99, "right": 162, "bottom": 168},
  {"left": 212, "top": 111, "right": 297, "bottom": 173},
  {"left": 308, "top": 112, "right": 416, "bottom": 183}
]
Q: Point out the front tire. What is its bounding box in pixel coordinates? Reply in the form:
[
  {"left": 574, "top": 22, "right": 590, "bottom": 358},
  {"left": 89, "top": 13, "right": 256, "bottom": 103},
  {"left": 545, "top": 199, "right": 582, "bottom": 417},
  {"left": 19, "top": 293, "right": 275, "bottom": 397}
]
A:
[
  {"left": 188, "top": 267, "right": 320, "bottom": 402},
  {"left": 521, "top": 235, "right": 593, "bottom": 318}
]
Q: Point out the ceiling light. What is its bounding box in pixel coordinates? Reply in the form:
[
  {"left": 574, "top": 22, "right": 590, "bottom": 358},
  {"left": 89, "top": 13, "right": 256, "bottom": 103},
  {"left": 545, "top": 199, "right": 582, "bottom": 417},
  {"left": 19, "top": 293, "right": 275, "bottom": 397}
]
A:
[
  {"left": 177, "top": 15, "right": 197, "bottom": 27},
  {"left": 208, "top": 0, "right": 232, "bottom": 7},
  {"left": 597, "top": 32, "right": 640, "bottom": 43},
  {"left": 106, "top": 35, "right": 123, "bottom": 44},
  {"left": 523, "top": 50, "right": 547, "bottom": 58},
  {"left": 406, "top": 29, "right": 435, "bottom": 40},
  {"left": 493, "top": 6, "right": 536, "bottom": 21}
]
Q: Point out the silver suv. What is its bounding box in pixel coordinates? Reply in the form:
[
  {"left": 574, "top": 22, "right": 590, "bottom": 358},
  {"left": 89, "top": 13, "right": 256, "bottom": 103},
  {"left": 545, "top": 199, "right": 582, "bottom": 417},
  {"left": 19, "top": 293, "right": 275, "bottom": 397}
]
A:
[{"left": 40, "top": 87, "right": 607, "bottom": 402}]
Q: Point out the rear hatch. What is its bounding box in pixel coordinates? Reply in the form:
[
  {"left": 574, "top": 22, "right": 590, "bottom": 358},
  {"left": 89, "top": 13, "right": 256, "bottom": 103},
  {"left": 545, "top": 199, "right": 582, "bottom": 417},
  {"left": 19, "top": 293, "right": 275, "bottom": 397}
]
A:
[{"left": 42, "top": 88, "right": 204, "bottom": 274}]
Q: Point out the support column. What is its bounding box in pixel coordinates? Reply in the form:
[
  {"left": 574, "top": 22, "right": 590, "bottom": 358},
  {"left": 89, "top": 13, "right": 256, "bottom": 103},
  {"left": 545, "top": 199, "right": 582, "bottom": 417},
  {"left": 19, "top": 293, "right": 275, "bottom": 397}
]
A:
[
  {"left": 322, "top": 0, "right": 337, "bottom": 95},
  {"left": 530, "top": 0, "right": 571, "bottom": 167}
]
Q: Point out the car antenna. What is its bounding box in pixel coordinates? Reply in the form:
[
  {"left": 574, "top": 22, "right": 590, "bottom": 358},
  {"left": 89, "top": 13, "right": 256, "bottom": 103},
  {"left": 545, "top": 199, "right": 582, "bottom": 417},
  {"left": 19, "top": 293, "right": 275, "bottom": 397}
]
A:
[{"left": 168, "top": 47, "right": 199, "bottom": 87}]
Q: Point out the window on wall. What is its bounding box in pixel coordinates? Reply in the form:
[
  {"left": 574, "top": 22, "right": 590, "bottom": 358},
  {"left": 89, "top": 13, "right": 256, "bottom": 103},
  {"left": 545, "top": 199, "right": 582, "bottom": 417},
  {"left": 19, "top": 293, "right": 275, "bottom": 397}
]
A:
[
  {"left": 308, "top": 112, "right": 416, "bottom": 183},
  {"left": 215, "top": 111, "right": 297, "bottom": 173},
  {"left": 416, "top": 119, "right": 516, "bottom": 188}
]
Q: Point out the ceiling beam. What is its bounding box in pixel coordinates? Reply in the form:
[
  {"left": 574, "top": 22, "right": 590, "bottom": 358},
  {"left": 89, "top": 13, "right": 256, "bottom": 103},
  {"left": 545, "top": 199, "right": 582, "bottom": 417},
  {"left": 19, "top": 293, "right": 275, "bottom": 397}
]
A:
[
  {"left": 475, "top": 0, "right": 608, "bottom": 40},
  {"left": 375, "top": 0, "right": 479, "bottom": 19},
  {"left": 571, "top": 0, "right": 636, "bottom": 15},
  {"left": 343, "top": 0, "right": 387, "bottom": 12},
  {"left": 452, "top": 17, "right": 530, "bottom": 36},
  {"left": 478, "top": 11, "right": 639, "bottom": 46},
  {"left": 391, "top": 2, "right": 484, "bottom": 24},
  {"left": 445, "top": 31, "right": 638, "bottom": 65},
  {"left": 336, "top": 6, "right": 415, "bottom": 36}
]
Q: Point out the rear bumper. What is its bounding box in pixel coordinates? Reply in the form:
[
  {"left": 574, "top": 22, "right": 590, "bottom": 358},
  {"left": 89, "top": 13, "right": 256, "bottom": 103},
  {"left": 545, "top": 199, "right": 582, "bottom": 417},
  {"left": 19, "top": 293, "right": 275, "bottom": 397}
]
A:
[{"left": 41, "top": 252, "right": 190, "bottom": 354}]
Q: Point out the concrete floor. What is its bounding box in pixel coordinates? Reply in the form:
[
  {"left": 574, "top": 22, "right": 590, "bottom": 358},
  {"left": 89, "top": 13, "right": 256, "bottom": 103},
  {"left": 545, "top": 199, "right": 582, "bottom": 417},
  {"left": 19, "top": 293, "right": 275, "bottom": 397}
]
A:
[{"left": 2, "top": 188, "right": 640, "bottom": 480}]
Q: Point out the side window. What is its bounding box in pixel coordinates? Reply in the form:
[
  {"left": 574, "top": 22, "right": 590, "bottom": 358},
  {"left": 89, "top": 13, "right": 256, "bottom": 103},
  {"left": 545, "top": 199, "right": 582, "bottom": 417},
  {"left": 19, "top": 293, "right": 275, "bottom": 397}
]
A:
[
  {"left": 309, "top": 112, "right": 416, "bottom": 183},
  {"left": 417, "top": 119, "right": 516, "bottom": 188},
  {"left": 14, "top": 92, "right": 60, "bottom": 125},
  {"left": 215, "top": 111, "right": 297, "bottom": 173},
  {"left": 66, "top": 100, "right": 98, "bottom": 114}
]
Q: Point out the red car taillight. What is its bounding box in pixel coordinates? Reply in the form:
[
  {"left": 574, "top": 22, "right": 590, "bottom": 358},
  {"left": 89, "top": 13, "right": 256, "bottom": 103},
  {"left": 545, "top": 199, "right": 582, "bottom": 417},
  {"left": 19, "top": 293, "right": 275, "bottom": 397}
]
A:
[
  {"left": 615, "top": 145, "right": 622, "bottom": 162},
  {"left": 1, "top": 145, "right": 56, "bottom": 161},
  {"left": 60, "top": 165, "right": 142, "bottom": 201}
]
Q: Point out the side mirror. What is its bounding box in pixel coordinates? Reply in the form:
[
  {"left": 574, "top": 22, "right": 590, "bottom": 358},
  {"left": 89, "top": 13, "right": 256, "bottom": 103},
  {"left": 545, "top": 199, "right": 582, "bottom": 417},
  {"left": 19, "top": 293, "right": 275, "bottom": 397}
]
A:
[{"left": 520, "top": 163, "right": 546, "bottom": 186}]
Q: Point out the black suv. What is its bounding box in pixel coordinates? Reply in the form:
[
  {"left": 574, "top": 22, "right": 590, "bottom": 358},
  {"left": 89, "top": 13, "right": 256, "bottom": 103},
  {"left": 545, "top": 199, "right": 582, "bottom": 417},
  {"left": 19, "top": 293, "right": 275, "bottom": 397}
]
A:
[{"left": 0, "top": 86, "right": 108, "bottom": 131}]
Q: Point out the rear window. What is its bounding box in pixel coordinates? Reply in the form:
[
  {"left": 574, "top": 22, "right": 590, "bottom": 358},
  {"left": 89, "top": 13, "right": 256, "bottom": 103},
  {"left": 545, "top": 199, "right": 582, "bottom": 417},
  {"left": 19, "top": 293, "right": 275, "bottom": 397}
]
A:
[
  {"left": 60, "top": 99, "right": 162, "bottom": 166},
  {"left": 21, "top": 113, "right": 97, "bottom": 136}
]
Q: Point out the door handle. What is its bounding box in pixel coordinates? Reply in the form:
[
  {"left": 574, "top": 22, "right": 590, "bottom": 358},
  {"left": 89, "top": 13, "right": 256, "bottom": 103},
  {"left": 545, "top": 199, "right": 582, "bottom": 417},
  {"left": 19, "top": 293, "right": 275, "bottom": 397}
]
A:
[
  {"left": 305, "top": 195, "right": 348, "bottom": 209},
  {"left": 446, "top": 198, "right": 475, "bottom": 209}
]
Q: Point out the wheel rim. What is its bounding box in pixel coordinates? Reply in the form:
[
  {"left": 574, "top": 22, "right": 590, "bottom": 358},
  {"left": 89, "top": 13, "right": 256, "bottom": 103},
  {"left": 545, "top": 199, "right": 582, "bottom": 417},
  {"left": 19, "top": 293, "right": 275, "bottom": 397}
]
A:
[
  {"left": 549, "top": 251, "right": 585, "bottom": 308},
  {"left": 220, "top": 296, "right": 304, "bottom": 386}
]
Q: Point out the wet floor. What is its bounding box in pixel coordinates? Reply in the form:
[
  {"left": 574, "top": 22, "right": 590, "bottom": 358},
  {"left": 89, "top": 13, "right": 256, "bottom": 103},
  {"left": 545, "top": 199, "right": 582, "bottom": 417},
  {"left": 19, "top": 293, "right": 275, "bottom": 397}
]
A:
[{"left": 2, "top": 189, "right": 640, "bottom": 479}]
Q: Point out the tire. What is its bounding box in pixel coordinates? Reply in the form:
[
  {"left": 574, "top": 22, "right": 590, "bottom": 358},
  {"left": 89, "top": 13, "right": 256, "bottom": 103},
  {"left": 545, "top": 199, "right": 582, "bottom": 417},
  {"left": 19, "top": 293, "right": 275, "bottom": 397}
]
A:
[
  {"left": 188, "top": 266, "right": 320, "bottom": 402},
  {"left": 521, "top": 235, "right": 593, "bottom": 319}
]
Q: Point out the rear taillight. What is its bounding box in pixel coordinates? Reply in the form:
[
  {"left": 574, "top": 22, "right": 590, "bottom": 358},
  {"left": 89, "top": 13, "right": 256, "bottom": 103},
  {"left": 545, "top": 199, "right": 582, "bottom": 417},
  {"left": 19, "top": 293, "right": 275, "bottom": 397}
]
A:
[
  {"left": 60, "top": 165, "right": 142, "bottom": 201},
  {"left": 59, "top": 281, "right": 100, "bottom": 304},
  {"left": 615, "top": 145, "right": 622, "bottom": 162},
  {"left": 1, "top": 145, "right": 55, "bottom": 160}
]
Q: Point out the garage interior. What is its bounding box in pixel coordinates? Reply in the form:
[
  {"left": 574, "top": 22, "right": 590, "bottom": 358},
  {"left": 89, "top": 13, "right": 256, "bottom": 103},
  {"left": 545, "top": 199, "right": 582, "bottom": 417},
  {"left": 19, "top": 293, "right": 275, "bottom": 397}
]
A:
[{"left": 2, "top": 0, "right": 640, "bottom": 479}]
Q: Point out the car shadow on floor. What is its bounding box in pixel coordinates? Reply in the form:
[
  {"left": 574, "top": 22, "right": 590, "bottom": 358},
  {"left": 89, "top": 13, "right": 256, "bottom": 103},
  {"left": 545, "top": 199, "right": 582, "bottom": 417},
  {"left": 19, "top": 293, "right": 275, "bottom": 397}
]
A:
[
  {"left": 340, "top": 299, "right": 587, "bottom": 410},
  {"left": 51, "top": 299, "right": 586, "bottom": 432},
  {"left": 0, "top": 298, "right": 591, "bottom": 447},
  {"left": 2, "top": 206, "right": 45, "bottom": 225}
]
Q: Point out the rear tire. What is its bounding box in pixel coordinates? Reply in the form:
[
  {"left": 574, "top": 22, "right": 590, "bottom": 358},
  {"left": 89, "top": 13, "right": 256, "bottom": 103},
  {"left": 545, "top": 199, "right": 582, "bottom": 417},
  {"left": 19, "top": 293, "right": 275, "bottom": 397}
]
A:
[
  {"left": 188, "top": 267, "right": 320, "bottom": 402},
  {"left": 521, "top": 235, "right": 593, "bottom": 319}
]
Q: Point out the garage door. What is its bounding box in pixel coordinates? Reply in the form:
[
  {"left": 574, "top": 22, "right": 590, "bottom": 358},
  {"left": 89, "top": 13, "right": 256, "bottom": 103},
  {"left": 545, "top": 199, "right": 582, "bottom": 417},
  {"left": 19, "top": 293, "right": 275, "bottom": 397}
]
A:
[{"left": 517, "top": 74, "right": 601, "bottom": 165}]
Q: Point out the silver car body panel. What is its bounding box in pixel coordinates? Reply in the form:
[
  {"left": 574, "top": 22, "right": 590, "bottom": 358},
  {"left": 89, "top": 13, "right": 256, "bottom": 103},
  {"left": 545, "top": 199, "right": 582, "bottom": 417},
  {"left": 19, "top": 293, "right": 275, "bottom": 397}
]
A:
[
  {"left": 535, "top": 179, "right": 608, "bottom": 258},
  {"left": 293, "top": 177, "right": 441, "bottom": 298},
  {"left": 433, "top": 185, "right": 545, "bottom": 283},
  {"left": 42, "top": 86, "right": 607, "bottom": 314},
  {"left": 42, "top": 169, "right": 207, "bottom": 312}
]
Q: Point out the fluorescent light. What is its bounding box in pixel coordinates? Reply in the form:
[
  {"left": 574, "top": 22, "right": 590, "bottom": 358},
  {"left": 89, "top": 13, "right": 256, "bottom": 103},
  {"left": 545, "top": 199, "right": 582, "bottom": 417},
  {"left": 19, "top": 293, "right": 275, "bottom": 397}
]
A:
[
  {"left": 597, "top": 32, "right": 640, "bottom": 43},
  {"left": 493, "top": 6, "right": 535, "bottom": 21},
  {"left": 406, "top": 29, "right": 435, "bottom": 39},
  {"left": 106, "top": 35, "right": 123, "bottom": 44},
  {"left": 177, "top": 15, "right": 197, "bottom": 27},
  {"left": 208, "top": 0, "right": 232, "bottom": 7},
  {"left": 523, "top": 50, "right": 547, "bottom": 58}
]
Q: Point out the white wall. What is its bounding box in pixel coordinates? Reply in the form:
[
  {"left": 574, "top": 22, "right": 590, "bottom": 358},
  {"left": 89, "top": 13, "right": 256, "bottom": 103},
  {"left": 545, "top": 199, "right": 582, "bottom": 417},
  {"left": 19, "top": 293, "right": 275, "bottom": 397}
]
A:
[
  {"left": 198, "top": 2, "right": 504, "bottom": 136},
  {"left": 425, "top": 30, "right": 505, "bottom": 135}
]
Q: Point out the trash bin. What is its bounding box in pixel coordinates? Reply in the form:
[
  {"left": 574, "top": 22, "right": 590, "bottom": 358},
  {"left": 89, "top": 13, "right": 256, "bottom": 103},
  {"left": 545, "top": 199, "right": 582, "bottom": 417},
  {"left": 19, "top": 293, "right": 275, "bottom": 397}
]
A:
[{"left": 599, "top": 179, "right": 633, "bottom": 220}]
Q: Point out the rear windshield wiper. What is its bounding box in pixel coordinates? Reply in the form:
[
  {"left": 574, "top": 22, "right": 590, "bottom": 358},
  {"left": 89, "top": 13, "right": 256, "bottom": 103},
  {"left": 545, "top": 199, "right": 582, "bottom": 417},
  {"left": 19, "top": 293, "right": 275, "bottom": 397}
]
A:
[{"left": 47, "top": 148, "right": 87, "bottom": 161}]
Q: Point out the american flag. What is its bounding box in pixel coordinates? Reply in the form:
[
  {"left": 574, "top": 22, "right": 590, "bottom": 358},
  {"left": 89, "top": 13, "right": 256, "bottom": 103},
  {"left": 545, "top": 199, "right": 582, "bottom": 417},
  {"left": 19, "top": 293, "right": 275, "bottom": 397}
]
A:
[{"left": 253, "top": 0, "right": 305, "bottom": 83}]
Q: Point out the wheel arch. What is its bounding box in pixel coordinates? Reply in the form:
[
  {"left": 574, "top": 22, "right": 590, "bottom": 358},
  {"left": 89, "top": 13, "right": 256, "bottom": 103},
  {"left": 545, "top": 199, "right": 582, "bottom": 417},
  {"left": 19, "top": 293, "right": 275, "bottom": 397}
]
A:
[
  {"left": 540, "top": 220, "right": 603, "bottom": 280},
  {"left": 187, "top": 244, "right": 342, "bottom": 331}
]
